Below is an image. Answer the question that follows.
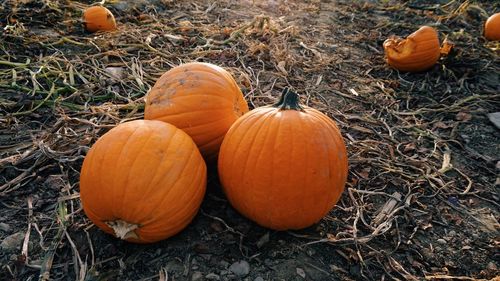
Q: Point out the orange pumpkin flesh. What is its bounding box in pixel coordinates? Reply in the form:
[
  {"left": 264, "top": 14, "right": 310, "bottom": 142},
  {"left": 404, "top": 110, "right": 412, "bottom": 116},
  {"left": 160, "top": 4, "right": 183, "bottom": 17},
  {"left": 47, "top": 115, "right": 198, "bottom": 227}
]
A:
[
  {"left": 218, "top": 89, "right": 348, "bottom": 230},
  {"left": 144, "top": 62, "right": 249, "bottom": 161},
  {"left": 80, "top": 120, "right": 207, "bottom": 243},
  {"left": 83, "top": 6, "right": 117, "bottom": 33},
  {"left": 440, "top": 38, "right": 454, "bottom": 56},
  {"left": 484, "top": 13, "right": 500, "bottom": 41},
  {"left": 383, "top": 26, "right": 441, "bottom": 72}
]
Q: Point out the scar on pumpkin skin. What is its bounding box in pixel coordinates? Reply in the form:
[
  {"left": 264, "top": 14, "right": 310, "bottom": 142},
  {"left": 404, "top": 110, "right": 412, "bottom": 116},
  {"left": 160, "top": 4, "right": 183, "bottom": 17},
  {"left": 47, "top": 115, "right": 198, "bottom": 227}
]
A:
[
  {"left": 148, "top": 92, "right": 163, "bottom": 105},
  {"left": 233, "top": 99, "right": 244, "bottom": 115},
  {"left": 149, "top": 89, "right": 176, "bottom": 106}
]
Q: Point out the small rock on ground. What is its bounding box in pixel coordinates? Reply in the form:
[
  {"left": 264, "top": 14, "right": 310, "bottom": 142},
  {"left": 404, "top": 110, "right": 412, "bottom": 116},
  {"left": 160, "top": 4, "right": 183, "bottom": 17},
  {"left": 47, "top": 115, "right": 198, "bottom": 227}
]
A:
[
  {"left": 436, "top": 238, "right": 447, "bottom": 245},
  {"left": 104, "top": 67, "right": 125, "bottom": 80},
  {"left": 229, "top": 260, "right": 250, "bottom": 277},
  {"left": 0, "top": 223, "right": 10, "bottom": 232},
  {"left": 191, "top": 271, "right": 203, "bottom": 281},
  {"left": 296, "top": 267, "right": 306, "bottom": 278},
  {"left": 205, "top": 273, "right": 220, "bottom": 280},
  {"left": 219, "top": 260, "right": 230, "bottom": 268},
  {"left": 1, "top": 232, "right": 25, "bottom": 252},
  {"left": 487, "top": 112, "right": 500, "bottom": 129}
]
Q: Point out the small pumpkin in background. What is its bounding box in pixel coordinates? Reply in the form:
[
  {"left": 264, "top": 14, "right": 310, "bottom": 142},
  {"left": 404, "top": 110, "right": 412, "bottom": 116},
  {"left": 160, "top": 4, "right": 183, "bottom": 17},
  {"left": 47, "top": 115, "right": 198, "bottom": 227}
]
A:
[
  {"left": 80, "top": 120, "right": 206, "bottom": 243},
  {"left": 218, "top": 89, "right": 348, "bottom": 231},
  {"left": 144, "top": 62, "right": 249, "bottom": 162},
  {"left": 83, "top": 6, "right": 117, "bottom": 33},
  {"left": 484, "top": 13, "right": 500, "bottom": 41}
]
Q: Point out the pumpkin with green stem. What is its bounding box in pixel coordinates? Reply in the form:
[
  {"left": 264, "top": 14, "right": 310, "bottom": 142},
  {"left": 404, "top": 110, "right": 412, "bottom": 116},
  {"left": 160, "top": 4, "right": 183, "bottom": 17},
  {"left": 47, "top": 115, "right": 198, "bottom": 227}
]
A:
[{"left": 218, "top": 89, "right": 348, "bottom": 230}]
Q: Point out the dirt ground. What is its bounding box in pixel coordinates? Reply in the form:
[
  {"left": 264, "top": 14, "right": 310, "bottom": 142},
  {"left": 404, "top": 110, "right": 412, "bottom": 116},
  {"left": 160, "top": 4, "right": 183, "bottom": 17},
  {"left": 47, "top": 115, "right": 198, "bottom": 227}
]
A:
[{"left": 1, "top": 0, "right": 499, "bottom": 280}]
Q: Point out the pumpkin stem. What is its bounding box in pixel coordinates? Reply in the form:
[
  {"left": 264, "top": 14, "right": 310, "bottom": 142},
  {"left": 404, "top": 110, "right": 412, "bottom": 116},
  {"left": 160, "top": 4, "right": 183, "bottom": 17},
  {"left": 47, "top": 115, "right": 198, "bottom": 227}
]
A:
[
  {"left": 273, "top": 88, "right": 304, "bottom": 111},
  {"left": 105, "top": 220, "right": 140, "bottom": 240}
]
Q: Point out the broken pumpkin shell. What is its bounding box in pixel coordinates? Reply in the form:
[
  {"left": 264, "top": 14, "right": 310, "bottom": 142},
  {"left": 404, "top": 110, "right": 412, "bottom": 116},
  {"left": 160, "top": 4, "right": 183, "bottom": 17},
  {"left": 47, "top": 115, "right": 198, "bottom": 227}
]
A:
[
  {"left": 439, "top": 38, "right": 454, "bottom": 56},
  {"left": 83, "top": 6, "right": 117, "bottom": 33},
  {"left": 484, "top": 13, "right": 500, "bottom": 41},
  {"left": 383, "top": 26, "right": 441, "bottom": 72}
]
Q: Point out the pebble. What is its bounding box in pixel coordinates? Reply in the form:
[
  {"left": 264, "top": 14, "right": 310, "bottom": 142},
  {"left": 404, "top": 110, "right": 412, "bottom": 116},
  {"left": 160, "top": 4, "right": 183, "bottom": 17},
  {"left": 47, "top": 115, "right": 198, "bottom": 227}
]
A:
[
  {"left": 191, "top": 271, "right": 203, "bottom": 281},
  {"left": 256, "top": 232, "right": 270, "bottom": 248},
  {"left": 488, "top": 112, "right": 500, "bottom": 129},
  {"left": 219, "top": 260, "right": 229, "bottom": 268},
  {"left": 0, "top": 232, "right": 25, "bottom": 252},
  {"left": 104, "top": 67, "right": 125, "bottom": 80},
  {"left": 436, "top": 239, "right": 447, "bottom": 245},
  {"left": 254, "top": 277, "right": 264, "bottom": 281},
  {"left": 205, "top": 273, "right": 220, "bottom": 280},
  {"left": 445, "top": 230, "right": 456, "bottom": 241},
  {"left": 296, "top": 267, "right": 306, "bottom": 279},
  {"left": 0, "top": 223, "right": 10, "bottom": 232},
  {"left": 229, "top": 260, "right": 250, "bottom": 277}
]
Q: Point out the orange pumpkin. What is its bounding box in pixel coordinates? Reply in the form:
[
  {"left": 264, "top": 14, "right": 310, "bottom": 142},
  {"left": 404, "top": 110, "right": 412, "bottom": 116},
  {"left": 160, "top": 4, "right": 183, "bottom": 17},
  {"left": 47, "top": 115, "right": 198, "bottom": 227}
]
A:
[
  {"left": 144, "top": 62, "right": 249, "bottom": 161},
  {"left": 218, "top": 89, "right": 348, "bottom": 230},
  {"left": 484, "top": 13, "right": 500, "bottom": 41},
  {"left": 383, "top": 26, "right": 441, "bottom": 72},
  {"left": 80, "top": 120, "right": 206, "bottom": 243},
  {"left": 83, "top": 6, "right": 117, "bottom": 33}
]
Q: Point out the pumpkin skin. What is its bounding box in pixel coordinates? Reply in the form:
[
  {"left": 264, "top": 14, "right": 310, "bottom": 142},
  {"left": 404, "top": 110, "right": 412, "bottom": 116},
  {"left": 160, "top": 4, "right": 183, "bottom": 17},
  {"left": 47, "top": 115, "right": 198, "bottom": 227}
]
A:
[
  {"left": 144, "top": 62, "right": 249, "bottom": 161},
  {"left": 80, "top": 120, "right": 206, "bottom": 243},
  {"left": 83, "top": 6, "right": 117, "bottom": 33},
  {"left": 484, "top": 13, "right": 500, "bottom": 41},
  {"left": 383, "top": 26, "right": 441, "bottom": 72},
  {"left": 218, "top": 90, "right": 348, "bottom": 230}
]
